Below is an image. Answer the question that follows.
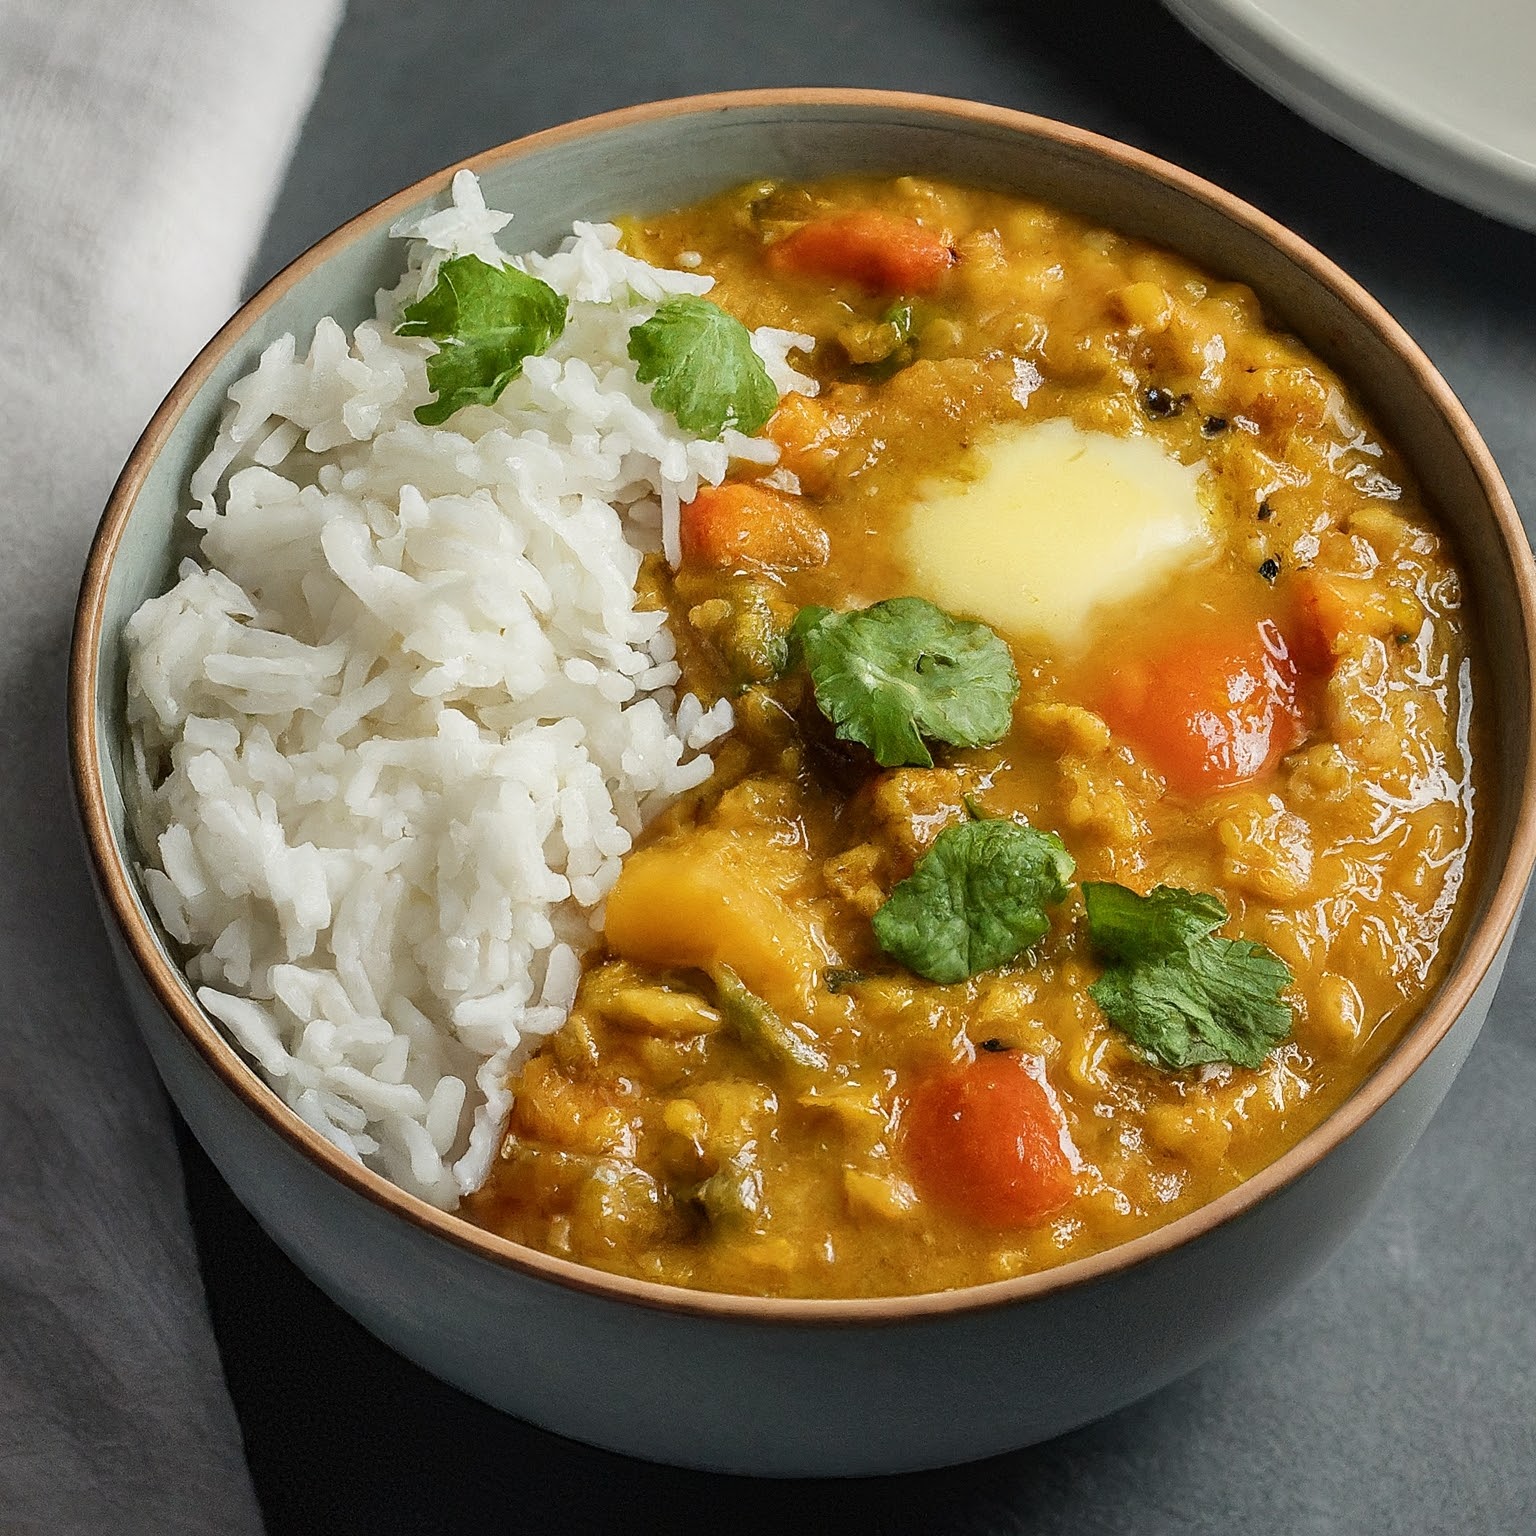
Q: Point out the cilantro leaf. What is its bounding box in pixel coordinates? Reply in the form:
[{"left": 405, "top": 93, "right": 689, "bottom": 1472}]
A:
[
  {"left": 627, "top": 296, "right": 778, "bottom": 438},
  {"left": 873, "top": 817, "right": 1075, "bottom": 984},
  {"left": 397, "top": 255, "right": 567, "bottom": 426},
  {"left": 796, "top": 597, "right": 1020, "bottom": 768},
  {"left": 1083, "top": 882, "right": 1294, "bottom": 1071},
  {"left": 786, "top": 604, "right": 831, "bottom": 669}
]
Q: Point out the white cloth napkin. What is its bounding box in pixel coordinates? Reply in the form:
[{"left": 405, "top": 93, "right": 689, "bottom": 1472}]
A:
[{"left": 0, "top": 2, "right": 341, "bottom": 1527}]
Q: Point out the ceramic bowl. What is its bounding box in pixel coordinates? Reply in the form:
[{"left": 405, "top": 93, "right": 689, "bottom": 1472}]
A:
[{"left": 69, "top": 90, "right": 1536, "bottom": 1477}]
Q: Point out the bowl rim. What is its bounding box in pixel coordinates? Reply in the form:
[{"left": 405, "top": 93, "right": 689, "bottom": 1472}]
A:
[{"left": 69, "top": 86, "right": 1536, "bottom": 1325}]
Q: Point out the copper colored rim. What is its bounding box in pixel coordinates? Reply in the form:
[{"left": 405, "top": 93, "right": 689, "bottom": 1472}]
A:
[{"left": 68, "top": 89, "right": 1536, "bottom": 1325}]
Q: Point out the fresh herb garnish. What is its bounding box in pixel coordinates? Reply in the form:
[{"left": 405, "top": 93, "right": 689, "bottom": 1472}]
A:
[
  {"left": 872, "top": 817, "right": 1075, "bottom": 984},
  {"left": 787, "top": 603, "right": 831, "bottom": 668},
  {"left": 794, "top": 597, "right": 1020, "bottom": 768},
  {"left": 1083, "top": 882, "right": 1293, "bottom": 1070},
  {"left": 627, "top": 296, "right": 778, "bottom": 438},
  {"left": 397, "top": 255, "right": 568, "bottom": 425}
]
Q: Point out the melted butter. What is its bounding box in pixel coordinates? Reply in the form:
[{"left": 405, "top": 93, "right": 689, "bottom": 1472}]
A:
[{"left": 900, "top": 417, "right": 1214, "bottom": 650}]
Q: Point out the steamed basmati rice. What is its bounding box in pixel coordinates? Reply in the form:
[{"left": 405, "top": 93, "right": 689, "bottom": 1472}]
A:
[{"left": 124, "top": 171, "right": 815, "bottom": 1207}]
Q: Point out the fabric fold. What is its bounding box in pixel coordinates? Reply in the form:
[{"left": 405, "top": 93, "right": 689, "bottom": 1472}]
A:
[{"left": 0, "top": 1, "right": 342, "bottom": 1528}]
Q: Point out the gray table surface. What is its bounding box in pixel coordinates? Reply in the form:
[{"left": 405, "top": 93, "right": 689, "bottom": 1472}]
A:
[{"left": 192, "top": 1, "right": 1536, "bottom": 1530}]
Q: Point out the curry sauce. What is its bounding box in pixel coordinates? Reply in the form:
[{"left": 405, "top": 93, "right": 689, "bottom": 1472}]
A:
[{"left": 464, "top": 176, "right": 1481, "bottom": 1297}]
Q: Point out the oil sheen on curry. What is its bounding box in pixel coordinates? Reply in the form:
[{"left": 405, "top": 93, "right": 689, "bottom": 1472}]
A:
[{"left": 464, "top": 176, "right": 1482, "bottom": 1298}]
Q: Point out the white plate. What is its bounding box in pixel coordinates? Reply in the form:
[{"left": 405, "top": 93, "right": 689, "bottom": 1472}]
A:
[{"left": 1163, "top": 0, "right": 1536, "bottom": 229}]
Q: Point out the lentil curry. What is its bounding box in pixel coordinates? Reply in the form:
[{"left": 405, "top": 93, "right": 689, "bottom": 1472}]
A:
[{"left": 464, "top": 176, "right": 1481, "bottom": 1297}]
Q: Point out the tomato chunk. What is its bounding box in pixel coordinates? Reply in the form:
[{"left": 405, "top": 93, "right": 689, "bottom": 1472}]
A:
[
  {"left": 903, "top": 1052, "right": 1074, "bottom": 1227},
  {"left": 679, "top": 482, "right": 830, "bottom": 570},
  {"left": 1096, "top": 614, "right": 1303, "bottom": 796},
  {"left": 1290, "top": 569, "right": 1414, "bottom": 679},
  {"left": 766, "top": 211, "right": 955, "bottom": 294}
]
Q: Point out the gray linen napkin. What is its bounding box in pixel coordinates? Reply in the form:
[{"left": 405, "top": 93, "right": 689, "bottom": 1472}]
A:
[{"left": 0, "top": 3, "right": 340, "bottom": 1528}]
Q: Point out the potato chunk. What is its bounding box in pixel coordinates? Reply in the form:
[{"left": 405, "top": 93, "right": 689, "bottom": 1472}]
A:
[{"left": 603, "top": 827, "right": 828, "bottom": 1012}]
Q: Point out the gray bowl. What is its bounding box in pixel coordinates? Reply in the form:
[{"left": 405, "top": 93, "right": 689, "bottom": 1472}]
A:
[{"left": 69, "top": 90, "right": 1536, "bottom": 1476}]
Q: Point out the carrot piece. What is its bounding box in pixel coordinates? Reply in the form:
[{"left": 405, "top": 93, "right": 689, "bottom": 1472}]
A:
[
  {"left": 766, "top": 210, "right": 955, "bottom": 294},
  {"left": 679, "top": 482, "right": 830, "bottom": 570},
  {"left": 764, "top": 395, "right": 847, "bottom": 493},
  {"left": 765, "top": 394, "right": 833, "bottom": 458},
  {"left": 1096, "top": 615, "right": 1304, "bottom": 796},
  {"left": 903, "top": 1052, "right": 1074, "bottom": 1227}
]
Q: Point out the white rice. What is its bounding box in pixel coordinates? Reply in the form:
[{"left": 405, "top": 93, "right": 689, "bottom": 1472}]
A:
[{"left": 124, "top": 170, "right": 816, "bottom": 1208}]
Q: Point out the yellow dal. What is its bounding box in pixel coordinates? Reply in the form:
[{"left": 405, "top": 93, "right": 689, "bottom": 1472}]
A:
[{"left": 464, "top": 176, "right": 1481, "bottom": 1298}]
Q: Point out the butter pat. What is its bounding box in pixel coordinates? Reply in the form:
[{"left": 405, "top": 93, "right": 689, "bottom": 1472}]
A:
[{"left": 901, "top": 418, "right": 1212, "bottom": 649}]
